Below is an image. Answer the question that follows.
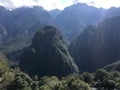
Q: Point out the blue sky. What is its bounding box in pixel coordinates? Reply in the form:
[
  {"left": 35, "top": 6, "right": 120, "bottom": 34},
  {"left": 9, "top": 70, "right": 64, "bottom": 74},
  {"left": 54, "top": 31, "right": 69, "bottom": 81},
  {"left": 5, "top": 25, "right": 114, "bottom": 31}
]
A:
[{"left": 0, "top": 0, "right": 120, "bottom": 10}]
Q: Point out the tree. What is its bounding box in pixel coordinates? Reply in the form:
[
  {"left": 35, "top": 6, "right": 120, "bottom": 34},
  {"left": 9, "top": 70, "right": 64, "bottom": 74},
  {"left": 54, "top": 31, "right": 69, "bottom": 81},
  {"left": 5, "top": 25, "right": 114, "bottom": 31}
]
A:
[
  {"left": 13, "top": 72, "right": 33, "bottom": 90},
  {"left": 80, "top": 72, "right": 94, "bottom": 84},
  {"left": 95, "top": 69, "right": 116, "bottom": 89}
]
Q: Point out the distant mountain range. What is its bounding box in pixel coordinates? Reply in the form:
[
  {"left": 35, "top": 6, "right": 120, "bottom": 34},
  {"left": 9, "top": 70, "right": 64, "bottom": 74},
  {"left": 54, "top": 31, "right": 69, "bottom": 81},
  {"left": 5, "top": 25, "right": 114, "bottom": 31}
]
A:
[
  {"left": 0, "top": 3, "right": 120, "bottom": 55},
  {"left": 55, "top": 3, "right": 120, "bottom": 41},
  {"left": 0, "top": 3, "right": 120, "bottom": 73},
  {"left": 0, "top": 6, "right": 53, "bottom": 55}
]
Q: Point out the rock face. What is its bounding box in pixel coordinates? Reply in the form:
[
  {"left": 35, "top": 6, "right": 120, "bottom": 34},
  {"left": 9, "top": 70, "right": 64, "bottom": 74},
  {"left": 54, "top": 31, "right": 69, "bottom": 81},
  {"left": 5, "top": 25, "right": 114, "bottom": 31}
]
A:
[
  {"left": 69, "top": 16, "right": 120, "bottom": 72},
  {"left": 19, "top": 26, "right": 79, "bottom": 77}
]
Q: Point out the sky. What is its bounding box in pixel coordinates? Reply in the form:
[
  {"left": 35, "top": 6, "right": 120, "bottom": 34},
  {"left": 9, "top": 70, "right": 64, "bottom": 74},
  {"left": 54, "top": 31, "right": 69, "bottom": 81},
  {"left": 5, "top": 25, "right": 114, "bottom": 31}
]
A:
[{"left": 0, "top": 0, "right": 120, "bottom": 10}]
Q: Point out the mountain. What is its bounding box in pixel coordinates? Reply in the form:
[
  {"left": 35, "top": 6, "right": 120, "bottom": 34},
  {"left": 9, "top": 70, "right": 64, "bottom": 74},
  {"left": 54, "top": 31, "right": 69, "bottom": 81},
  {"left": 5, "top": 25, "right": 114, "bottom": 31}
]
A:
[
  {"left": 0, "top": 6, "right": 53, "bottom": 62},
  {"left": 0, "top": 6, "right": 10, "bottom": 24},
  {"left": 54, "top": 3, "right": 120, "bottom": 41},
  {"left": 104, "top": 61, "right": 120, "bottom": 71},
  {"left": 2, "top": 6, "right": 53, "bottom": 53},
  {"left": 104, "top": 7, "right": 120, "bottom": 19},
  {"left": 69, "top": 16, "right": 120, "bottom": 72},
  {"left": 69, "top": 25, "right": 96, "bottom": 72},
  {"left": 49, "top": 9, "right": 61, "bottom": 19},
  {"left": 19, "top": 26, "right": 79, "bottom": 77},
  {"left": 0, "top": 3, "right": 120, "bottom": 61},
  {"left": 0, "top": 23, "right": 7, "bottom": 46},
  {"left": 55, "top": 3, "right": 105, "bottom": 40}
]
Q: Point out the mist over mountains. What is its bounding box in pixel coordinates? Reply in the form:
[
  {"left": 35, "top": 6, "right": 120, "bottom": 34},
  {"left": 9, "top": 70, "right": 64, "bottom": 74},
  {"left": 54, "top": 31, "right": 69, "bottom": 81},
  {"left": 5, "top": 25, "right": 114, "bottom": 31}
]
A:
[
  {"left": 1, "top": 3, "right": 120, "bottom": 54},
  {"left": 0, "top": 2, "right": 120, "bottom": 81},
  {"left": 1, "top": 2, "right": 120, "bottom": 90}
]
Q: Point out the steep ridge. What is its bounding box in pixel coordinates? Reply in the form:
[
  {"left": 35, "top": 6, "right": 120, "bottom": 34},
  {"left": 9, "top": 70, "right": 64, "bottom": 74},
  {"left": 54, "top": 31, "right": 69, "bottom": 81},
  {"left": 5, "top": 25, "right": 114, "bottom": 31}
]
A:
[
  {"left": 104, "top": 60, "right": 120, "bottom": 71},
  {"left": 55, "top": 3, "right": 105, "bottom": 40},
  {"left": 55, "top": 3, "right": 120, "bottom": 41},
  {"left": 20, "top": 26, "right": 79, "bottom": 77},
  {"left": 69, "top": 16, "right": 120, "bottom": 72},
  {"left": 0, "top": 6, "right": 53, "bottom": 61}
]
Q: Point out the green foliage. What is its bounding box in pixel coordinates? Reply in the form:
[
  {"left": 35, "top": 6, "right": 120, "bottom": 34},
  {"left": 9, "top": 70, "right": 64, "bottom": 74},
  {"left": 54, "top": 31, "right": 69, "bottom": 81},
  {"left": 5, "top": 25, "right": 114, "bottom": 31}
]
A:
[
  {"left": 54, "top": 80, "right": 68, "bottom": 90},
  {"left": 94, "top": 69, "right": 120, "bottom": 89},
  {"left": 39, "top": 76, "right": 60, "bottom": 90},
  {"left": 95, "top": 69, "right": 109, "bottom": 82},
  {"left": 0, "top": 52, "right": 15, "bottom": 90},
  {"left": 13, "top": 72, "right": 33, "bottom": 90},
  {"left": 0, "top": 60, "right": 10, "bottom": 76},
  {"left": 1, "top": 53, "right": 120, "bottom": 90},
  {"left": 0, "top": 71, "right": 15, "bottom": 90},
  {"left": 67, "top": 78, "right": 91, "bottom": 90},
  {"left": 60, "top": 74, "right": 91, "bottom": 90},
  {"left": 0, "top": 52, "right": 10, "bottom": 76},
  {"left": 80, "top": 72, "right": 94, "bottom": 84}
]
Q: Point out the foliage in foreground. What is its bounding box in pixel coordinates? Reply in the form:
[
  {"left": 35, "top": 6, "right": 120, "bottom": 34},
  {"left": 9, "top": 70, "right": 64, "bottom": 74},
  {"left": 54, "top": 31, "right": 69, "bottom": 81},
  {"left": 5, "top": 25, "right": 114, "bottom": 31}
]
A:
[{"left": 1, "top": 57, "right": 120, "bottom": 90}]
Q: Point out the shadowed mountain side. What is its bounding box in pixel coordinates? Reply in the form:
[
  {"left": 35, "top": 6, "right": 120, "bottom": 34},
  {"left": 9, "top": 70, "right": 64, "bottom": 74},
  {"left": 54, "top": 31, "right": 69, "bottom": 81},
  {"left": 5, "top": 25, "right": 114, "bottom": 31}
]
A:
[
  {"left": 69, "top": 16, "right": 120, "bottom": 72},
  {"left": 20, "top": 26, "right": 79, "bottom": 77},
  {"left": 104, "top": 61, "right": 120, "bottom": 71}
]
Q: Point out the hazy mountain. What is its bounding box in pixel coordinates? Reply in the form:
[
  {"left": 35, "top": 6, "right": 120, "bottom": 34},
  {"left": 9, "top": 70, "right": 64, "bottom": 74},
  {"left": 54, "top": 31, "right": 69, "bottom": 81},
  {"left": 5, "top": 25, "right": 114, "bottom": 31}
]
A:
[
  {"left": 69, "top": 16, "right": 120, "bottom": 72},
  {"left": 0, "top": 3, "right": 120, "bottom": 61},
  {"left": 69, "top": 25, "right": 96, "bottom": 72},
  {"left": 54, "top": 3, "right": 120, "bottom": 41},
  {"left": 49, "top": 9, "right": 61, "bottom": 19},
  {"left": 0, "top": 6, "right": 53, "bottom": 61},
  {"left": 0, "top": 6, "right": 10, "bottom": 24},
  {"left": 104, "top": 7, "right": 120, "bottom": 19},
  {"left": 55, "top": 3, "right": 105, "bottom": 40},
  {"left": 0, "top": 23, "right": 7, "bottom": 46},
  {"left": 104, "top": 61, "right": 120, "bottom": 71},
  {"left": 20, "top": 26, "right": 79, "bottom": 77}
]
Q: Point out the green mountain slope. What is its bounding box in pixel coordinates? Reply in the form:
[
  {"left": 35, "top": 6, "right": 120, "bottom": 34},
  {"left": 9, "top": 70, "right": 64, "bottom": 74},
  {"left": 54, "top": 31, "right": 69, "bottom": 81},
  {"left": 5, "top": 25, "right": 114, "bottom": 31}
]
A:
[{"left": 20, "top": 26, "right": 79, "bottom": 77}]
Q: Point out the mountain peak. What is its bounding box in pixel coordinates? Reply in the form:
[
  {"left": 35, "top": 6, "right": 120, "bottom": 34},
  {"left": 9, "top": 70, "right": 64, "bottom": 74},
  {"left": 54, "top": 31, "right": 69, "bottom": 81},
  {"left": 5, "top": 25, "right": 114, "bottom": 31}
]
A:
[{"left": 20, "top": 25, "right": 79, "bottom": 77}]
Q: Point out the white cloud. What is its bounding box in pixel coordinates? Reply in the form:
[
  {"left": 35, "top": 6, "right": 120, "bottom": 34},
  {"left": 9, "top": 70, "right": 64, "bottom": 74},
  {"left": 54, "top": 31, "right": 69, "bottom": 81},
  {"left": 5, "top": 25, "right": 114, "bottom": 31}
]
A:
[
  {"left": 77, "top": 0, "right": 120, "bottom": 8},
  {"left": 0, "top": 0, "right": 120, "bottom": 10},
  {"left": 0, "top": 0, "right": 73, "bottom": 10}
]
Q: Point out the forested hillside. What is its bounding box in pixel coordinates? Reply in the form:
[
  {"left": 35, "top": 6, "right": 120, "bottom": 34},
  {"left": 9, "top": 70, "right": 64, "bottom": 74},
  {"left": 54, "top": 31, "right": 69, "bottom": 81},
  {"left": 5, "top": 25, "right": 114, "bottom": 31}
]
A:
[{"left": 20, "top": 26, "right": 79, "bottom": 77}]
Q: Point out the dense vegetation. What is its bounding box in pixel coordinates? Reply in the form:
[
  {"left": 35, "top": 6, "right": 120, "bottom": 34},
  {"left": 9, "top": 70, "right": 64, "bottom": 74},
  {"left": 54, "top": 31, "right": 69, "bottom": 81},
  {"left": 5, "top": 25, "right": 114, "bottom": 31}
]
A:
[{"left": 1, "top": 55, "right": 120, "bottom": 90}]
